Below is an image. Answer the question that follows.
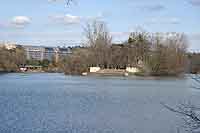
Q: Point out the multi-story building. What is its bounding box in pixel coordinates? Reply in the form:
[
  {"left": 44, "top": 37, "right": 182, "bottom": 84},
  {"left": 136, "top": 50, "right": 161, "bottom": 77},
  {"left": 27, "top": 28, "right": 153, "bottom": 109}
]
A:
[
  {"left": 23, "top": 45, "right": 72, "bottom": 61},
  {"left": 44, "top": 47, "right": 56, "bottom": 61},
  {"left": 23, "top": 46, "right": 45, "bottom": 61},
  {"left": 57, "top": 47, "right": 72, "bottom": 58}
]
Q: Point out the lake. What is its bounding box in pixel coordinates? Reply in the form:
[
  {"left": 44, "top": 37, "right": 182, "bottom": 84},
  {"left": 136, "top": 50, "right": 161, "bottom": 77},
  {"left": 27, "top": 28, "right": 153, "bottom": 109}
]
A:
[{"left": 0, "top": 73, "right": 199, "bottom": 133}]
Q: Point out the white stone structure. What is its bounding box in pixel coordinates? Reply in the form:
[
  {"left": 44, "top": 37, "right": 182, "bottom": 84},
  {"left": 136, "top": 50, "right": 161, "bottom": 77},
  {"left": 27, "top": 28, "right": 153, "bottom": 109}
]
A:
[
  {"left": 90, "top": 67, "right": 101, "bottom": 73},
  {"left": 126, "top": 67, "right": 140, "bottom": 73}
]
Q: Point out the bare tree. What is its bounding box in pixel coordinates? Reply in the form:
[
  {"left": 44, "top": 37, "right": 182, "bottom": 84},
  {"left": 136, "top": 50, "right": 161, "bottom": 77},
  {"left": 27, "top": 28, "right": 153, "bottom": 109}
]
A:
[
  {"left": 190, "top": 75, "right": 200, "bottom": 90},
  {"left": 162, "top": 76, "right": 200, "bottom": 133},
  {"left": 162, "top": 101, "right": 200, "bottom": 133},
  {"left": 63, "top": 48, "right": 90, "bottom": 75},
  {"left": 0, "top": 46, "right": 26, "bottom": 72},
  {"left": 110, "top": 44, "right": 127, "bottom": 69},
  {"left": 127, "top": 30, "right": 150, "bottom": 67},
  {"left": 65, "top": 0, "right": 74, "bottom": 5},
  {"left": 84, "top": 20, "right": 112, "bottom": 68},
  {"left": 146, "top": 33, "right": 188, "bottom": 76}
]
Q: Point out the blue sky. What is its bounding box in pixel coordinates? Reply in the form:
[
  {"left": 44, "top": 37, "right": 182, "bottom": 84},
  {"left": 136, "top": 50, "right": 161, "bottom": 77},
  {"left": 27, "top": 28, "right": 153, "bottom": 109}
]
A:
[{"left": 0, "top": 0, "right": 199, "bottom": 51}]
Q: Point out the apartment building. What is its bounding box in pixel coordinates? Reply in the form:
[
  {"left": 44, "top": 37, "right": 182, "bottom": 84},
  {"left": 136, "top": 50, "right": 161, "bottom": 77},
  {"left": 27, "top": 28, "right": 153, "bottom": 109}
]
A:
[
  {"left": 23, "top": 46, "right": 45, "bottom": 61},
  {"left": 23, "top": 45, "right": 72, "bottom": 61}
]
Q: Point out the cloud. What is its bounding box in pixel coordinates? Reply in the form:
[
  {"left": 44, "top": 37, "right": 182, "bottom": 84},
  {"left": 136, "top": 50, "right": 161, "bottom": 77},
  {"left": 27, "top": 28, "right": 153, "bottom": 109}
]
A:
[
  {"left": 0, "top": 31, "right": 83, "bottom": 46},
  {"left": 48, "top": 0, "right": 64, "bottom": 2},
  {"left": 189, "top": 33, "right": 200, "bottom": 41},
  {"left": 0, "top": 16, "right": 31, "bottom": 29},
  {"left": 188, "top": 33, "right": 200, "bottom": 52},
  {"left": 148, "top": 17, "right": 181, "bottom": 25},
  {"left": 61, "top": 14, "right": 81, "bottom": 24},
  {"left": 189, "top": 0, "right": 200, "bottom": 6},
  {"left": 142, "top": 4, "right": 166, "bottom": 11},
  {"left": 11, "top": 16, "right": 31, "bottom": 28},
  {"left": 128, "top": 2, "right": 166, "bottom": 12},
  {"left": 49, "top": 12, "right": 107, "bottom": 26},
  {"left": 110, "top": 32, "right": 131, "bottom": 43},
  {"left": 47, "top": 0, "right": 74, "bottom": 3},
  {"left": 50, "top": 14, "right": 81, "bottom": 25},
  {"left": 0, "top": 22, "right": 9, "bottom": 29},
  {"left": 111, "top": 32, "right": 130, "bottom": 36},
  {"left": 47, "top": 0, "right": 74, "bottom": 6},
  {"left": 85, "top": 12, "right": 106, "bottom": 21}
]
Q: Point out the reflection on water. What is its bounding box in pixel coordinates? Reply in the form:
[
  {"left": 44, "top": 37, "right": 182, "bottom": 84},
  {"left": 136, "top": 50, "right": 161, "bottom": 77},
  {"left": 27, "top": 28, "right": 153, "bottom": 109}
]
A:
[{"left": 0, "top": 73, "right": 198, "bottom": 133}]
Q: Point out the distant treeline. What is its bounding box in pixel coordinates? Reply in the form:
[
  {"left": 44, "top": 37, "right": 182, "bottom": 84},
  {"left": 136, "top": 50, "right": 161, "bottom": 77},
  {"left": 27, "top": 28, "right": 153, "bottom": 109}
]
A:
[
  {"left": 0, "top": 21, "right": 199, "bottom": 76},
  {"left": 0, "top": 46, "right": 64, "bottom": 73},
  {"left": 188, "top": 53, "right": 200, "bottom": 74},
  {"left": 63, "top": 21, "right": 188, "bottom": 76},
  {"left": 0, "top": 45, "right": 26, "bottom": 72}
]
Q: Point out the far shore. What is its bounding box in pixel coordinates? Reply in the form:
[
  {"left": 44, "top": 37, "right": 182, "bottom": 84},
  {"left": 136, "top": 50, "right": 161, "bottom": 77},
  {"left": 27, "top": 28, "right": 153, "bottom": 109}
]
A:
[{"left": 0, "top": 71, "right": 188, "bottom": 79}]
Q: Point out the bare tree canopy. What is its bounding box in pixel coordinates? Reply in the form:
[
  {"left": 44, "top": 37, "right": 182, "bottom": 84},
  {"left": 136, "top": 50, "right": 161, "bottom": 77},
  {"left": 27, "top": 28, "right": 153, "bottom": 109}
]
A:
[
  {"left": 162, "top": 102, "right": 200, "bottom": 132},
  {"left": 0, "top": 46, "right": 26, "bottom": 72},
  {"left": 65, "top": 0, "right": 74, "bottom": 5},
  {"left": 83, "top": 20, "right": 112, "bottom": 68},
  {"left": 162, "top": 76, "right": 200, "bottom": 133}
]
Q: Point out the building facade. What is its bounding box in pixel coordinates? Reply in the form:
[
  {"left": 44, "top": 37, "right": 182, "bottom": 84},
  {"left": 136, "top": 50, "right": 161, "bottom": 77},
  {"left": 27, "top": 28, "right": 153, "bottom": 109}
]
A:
[
  {"left": 23, "top": 45, "right": 72, "bottom": 61},
  {"left": 44, "top": 47, "right": 56, "bottom": 61},
  {"left": 23, "top": 46, "right": 45, "bottom": 61}
]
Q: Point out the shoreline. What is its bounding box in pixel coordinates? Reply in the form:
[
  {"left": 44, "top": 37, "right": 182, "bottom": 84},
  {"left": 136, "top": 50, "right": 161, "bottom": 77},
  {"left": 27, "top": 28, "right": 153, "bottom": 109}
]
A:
[
  {"left": 0, "top": 69, "right": 189, "bottom": 79},
  {"left": 0, "top": 72, "right": 187, "bottom": 81}
]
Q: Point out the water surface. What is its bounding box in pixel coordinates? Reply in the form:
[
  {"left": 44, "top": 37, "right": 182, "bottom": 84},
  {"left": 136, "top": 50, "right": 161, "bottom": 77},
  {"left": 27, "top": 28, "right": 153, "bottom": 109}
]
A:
[{"left": 0, "top": 73, "right": 199, "bottom": 133}]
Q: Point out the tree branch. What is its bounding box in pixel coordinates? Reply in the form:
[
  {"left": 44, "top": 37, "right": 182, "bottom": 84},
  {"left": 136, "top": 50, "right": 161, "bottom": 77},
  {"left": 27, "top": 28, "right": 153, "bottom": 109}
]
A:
[{"left": 161, "top": 102, "right": 200, "bottom": 132}]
